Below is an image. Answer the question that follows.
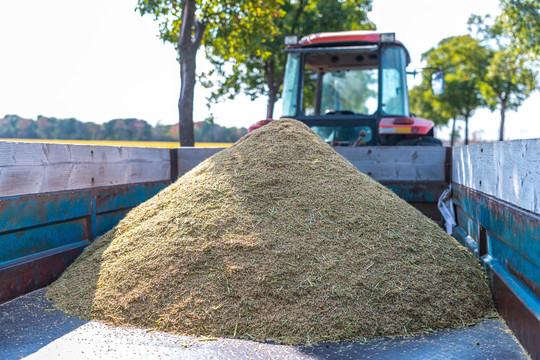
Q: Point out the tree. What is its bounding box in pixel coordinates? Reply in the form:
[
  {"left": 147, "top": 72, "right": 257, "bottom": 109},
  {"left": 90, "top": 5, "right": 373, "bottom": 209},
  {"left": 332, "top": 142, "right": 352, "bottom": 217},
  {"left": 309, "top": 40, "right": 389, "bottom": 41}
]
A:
[
  {"left": 468, "top": 13, "right": 538, "bottom": 141},
  {"left": 202, "top": 0, "right": 375, "bottom": 119},
  {"left": 481, "top": 50, "right": 537, "bottom": 140},
  {"left": 498, "top": 0, "right": 540, "bottom": 58},
  {"left": 136, "top": 0, "right": 281, "bottom": 146},
  {"left": 411, "top": 35, "right": 490, "bottom": 145},
  {"left": 409, "top": 78, "right": 458, "bottom": 144}
]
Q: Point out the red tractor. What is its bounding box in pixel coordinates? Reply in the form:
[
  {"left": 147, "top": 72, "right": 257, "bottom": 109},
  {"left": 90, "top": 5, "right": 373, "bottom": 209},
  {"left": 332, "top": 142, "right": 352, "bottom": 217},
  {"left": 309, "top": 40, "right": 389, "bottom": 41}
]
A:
[{"left": 250, "top": 31, "right": 443, "bottom": 146}]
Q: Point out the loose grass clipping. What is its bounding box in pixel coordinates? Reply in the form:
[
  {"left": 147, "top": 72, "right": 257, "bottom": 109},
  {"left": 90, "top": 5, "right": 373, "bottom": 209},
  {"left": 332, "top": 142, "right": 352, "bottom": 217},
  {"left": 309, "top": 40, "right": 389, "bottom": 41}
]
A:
[{"left": 47, "top": 119, "right": 493, "bottom": 344}]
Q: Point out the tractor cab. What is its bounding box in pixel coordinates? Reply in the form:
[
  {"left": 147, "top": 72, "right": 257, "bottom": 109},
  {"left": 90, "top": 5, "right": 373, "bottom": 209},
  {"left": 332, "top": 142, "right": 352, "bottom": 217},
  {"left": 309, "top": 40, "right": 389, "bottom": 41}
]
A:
[{"left": 278, "top": 31, "right": 441, "bottom": 146}]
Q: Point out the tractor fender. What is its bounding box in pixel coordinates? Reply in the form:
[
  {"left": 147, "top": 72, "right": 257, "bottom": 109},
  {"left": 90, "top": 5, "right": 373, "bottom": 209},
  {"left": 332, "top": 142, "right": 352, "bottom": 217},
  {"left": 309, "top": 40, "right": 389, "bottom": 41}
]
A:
[{"left": 379, "top": 117, "right": 434, "bottom": 136}]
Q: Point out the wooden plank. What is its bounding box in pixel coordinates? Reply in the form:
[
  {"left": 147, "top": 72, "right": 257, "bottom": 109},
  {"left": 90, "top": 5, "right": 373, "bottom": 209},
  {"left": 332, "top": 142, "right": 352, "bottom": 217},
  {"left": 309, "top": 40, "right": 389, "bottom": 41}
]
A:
[
  {"left": 177, "top": 147, "right": 224, "bottom": 177},
  {"left": 0, "top": 181, "right": 170, "bottom": 271},
  {"left": 175, "top": 146, "right": 448, "bottom": 181},
  {"left": 453, "top": 139, "right": 540, "bottom": 214},
  {"left": 336, "top": 146, "right": 448, "bottom": 181},
  {"left": 0, "top": 142, "right": 171, "bottom": 197},
  {"left": 454, "top": 206, "right": 480, "bottom": 243}
]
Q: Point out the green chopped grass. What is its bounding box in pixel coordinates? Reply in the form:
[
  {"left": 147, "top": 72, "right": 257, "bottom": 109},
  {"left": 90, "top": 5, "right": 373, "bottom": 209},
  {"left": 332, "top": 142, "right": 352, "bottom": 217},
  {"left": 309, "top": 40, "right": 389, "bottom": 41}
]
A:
[{"left": 47, "top": 119, "right": 494, "bottom": 344}]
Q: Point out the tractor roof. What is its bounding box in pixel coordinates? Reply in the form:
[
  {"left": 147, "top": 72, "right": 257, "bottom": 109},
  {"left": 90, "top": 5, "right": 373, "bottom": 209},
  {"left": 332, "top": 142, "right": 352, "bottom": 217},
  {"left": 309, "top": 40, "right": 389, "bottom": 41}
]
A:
[
  {"left": 297, "top": 31, "right": 403, "bottom": 47},
  {"left": 290, "top": 30, "right": 410, "bottom": 64}
]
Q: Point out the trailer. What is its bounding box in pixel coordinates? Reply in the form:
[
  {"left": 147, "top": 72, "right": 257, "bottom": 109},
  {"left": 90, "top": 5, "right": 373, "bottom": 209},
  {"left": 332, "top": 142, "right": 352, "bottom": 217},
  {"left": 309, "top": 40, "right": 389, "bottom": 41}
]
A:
[{"left": 0, "top": 139, "right": 538, "bottom": 359}]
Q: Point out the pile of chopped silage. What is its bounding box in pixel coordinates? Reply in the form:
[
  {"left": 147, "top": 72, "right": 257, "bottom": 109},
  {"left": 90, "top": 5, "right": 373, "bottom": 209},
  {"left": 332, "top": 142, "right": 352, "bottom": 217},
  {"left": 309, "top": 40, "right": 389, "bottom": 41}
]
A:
[{"left": 47, "top": 118, "right": 493, "bottom": 344}]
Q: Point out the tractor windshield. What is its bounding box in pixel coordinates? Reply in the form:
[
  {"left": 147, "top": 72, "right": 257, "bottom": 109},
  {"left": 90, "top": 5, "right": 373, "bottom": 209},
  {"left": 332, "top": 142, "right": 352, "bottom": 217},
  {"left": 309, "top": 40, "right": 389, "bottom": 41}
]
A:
[
  {"left": 381, "top": 46, "right": 409, "bottom": 117},
  {"left": 301, "top": 50, "right": 379, "bottom": 116},
  {"left": 281, "top": 45, "right": 410, "bottom": 118},
  {"left": 305, "top": 69, "right": 378, "bottom": 116}
]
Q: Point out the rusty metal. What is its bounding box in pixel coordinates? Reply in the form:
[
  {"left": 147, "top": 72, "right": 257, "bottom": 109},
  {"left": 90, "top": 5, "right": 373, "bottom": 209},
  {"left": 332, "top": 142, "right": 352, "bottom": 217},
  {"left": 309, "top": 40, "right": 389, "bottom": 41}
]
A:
[
  {"left": 444, "top": 146, "right": 452, "bottom": 184},
  {"left": 478, "top": 225, "right": 487, "bottom": 257},
  {"left": 453, "top": 183, "right": 540, "bottom": 360},
  {"left": 508, "top": 261, "right": 540, "bottom": 300},
  {"left": 380, "top": 181, "right": 448, "bottom": 203},
  {"left": 0, "top": 242, "right": 88, "bottom": 304},
  {"left": 409, "top": 202, "right": 441, "bottom": 223},
  {"left": 170, "top": 148, "right": 179, "bottom": 182},
  {"left": 94, "top": 181, "right": 169, "bottom": 215},
  {"left": 0, "top": 181, "right": 170, "bottom": 303},
  {"left": 484, "top": 256, "right": 540, "bottom": 360}
]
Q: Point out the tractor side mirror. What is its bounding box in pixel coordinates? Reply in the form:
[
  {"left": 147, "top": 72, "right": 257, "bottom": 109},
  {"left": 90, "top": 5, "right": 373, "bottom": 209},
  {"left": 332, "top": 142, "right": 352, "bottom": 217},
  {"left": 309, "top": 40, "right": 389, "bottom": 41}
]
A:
[{"left": 431, "top": 71, "right": 445, "bottom": 95}]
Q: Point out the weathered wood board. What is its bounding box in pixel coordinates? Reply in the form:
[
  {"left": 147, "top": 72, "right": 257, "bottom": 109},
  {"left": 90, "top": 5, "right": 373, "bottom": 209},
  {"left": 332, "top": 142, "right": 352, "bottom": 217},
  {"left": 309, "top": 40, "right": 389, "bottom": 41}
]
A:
[
  {"left": 337, "top": 146, "right": 449, "bottom": 182},
  {"left": 175, "top": 146, "right": 450, "bottom": 182},
  {"left": 453, "top": 139, "right": 540, "bottom": 214},
  {"left": 0, "top": 142, "right": 171, "bottom": 197},
  {"left": 176, "top": 147, "right": 224, "bottom": 177}
]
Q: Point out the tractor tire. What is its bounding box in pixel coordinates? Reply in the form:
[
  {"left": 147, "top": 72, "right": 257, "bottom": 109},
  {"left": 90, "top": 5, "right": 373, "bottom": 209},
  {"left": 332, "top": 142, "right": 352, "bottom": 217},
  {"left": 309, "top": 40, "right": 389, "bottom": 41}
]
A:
[{"left": 396, "top": 136, "right": 443, "bottom": 146}]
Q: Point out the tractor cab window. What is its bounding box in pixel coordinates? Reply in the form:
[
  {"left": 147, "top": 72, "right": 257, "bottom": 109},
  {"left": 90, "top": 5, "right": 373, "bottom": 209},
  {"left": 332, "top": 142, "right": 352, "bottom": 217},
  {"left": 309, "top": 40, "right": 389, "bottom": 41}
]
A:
[
  {"left": 302, "top": 52, "right": 378, "bottom": 116},
  {"left": 282, "top": 53, "right": 301, "bottom": 117},
  {"left": 381, "top": 46, "right": 410, "bottom": 117}
]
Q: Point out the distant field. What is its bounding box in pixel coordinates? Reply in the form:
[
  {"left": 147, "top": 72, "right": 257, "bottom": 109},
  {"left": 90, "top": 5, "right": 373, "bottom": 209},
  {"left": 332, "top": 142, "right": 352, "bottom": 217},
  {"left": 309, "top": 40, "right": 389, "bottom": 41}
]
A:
[{"left": 0, "top": 139, "right": 233, "bottom": 148}]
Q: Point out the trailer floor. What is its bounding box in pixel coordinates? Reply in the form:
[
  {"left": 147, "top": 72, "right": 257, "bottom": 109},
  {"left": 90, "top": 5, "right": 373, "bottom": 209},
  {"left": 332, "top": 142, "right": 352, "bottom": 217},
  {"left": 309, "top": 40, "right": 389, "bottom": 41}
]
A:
[{"left": 1, "top": 289, "right": 530, "bottom": 360}]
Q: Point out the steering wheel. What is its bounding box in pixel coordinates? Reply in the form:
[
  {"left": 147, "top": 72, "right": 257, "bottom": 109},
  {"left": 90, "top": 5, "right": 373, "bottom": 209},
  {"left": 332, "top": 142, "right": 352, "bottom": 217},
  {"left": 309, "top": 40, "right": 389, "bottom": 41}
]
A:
[{"left": 325, "top": 110, "right": 356, "bottom": 115}]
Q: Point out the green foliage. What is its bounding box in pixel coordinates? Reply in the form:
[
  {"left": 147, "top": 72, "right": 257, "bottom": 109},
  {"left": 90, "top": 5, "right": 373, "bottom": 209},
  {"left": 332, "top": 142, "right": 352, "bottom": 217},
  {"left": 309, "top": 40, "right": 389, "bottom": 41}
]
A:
[
  {"left": 480, "top": 49, "right": 537, "bottom": 112},
  {"left": 409, "top": 35, "right": 491, "bottom": 144},
  {"left": 202, "top": 0, "right": 375, "bottom": 118},
  {"left": 0, "top": 115, "right": 246, "bottom": 143},
  {"left": 135, "top": 0, "right": 282, "bottom": 146},
  {"left": 498, "top": 0, "right": 540, "bottom": 58},
  {"left": 409, "top": 84, "right": 454, "bottom": 126},
  {"left": 193, "top": 121, "right": 247, "bottom": 142},
  {"left": 136, "top": 0, "right": 282, "bottom": 51},
  {"left": 468, "top": 10, "right": 538, "bottom": 140},
  {"left": 0, "top": 115, "right": 38, "bottom": 138}
]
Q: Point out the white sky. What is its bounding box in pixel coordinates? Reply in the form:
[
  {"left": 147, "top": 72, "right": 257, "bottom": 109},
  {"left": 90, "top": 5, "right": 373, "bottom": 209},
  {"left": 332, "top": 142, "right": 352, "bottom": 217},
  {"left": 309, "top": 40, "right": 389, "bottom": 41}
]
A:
[{"left": 0, "top": 0, "right": 538, "bottom": 141}]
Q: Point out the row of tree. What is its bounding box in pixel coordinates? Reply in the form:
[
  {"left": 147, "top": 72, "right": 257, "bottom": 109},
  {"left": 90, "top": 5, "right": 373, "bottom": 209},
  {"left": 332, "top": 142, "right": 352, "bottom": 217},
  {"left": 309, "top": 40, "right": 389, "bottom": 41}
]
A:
[
  {"left": 410, "top": 1, "right": 538, "bottom": 145},
  {"left": 135, "top": 0, "right": 538, "bottom": 146},
  {"left": 136, "top": 0, "right": 374, "bottom": 146},
  {"left": 0, "top": 115, "right": 246, "bottom": 143}
]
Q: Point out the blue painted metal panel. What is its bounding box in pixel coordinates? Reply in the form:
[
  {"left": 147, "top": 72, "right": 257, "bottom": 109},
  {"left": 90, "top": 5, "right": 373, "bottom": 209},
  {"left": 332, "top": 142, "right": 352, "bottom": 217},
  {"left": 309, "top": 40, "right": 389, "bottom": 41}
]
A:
[
  {"left": 488, "top": 233, "right": 540, "bottom": 293},
  {"left": 453, "top": 226, "right": 479, "bottom": 257},
  {"left": 96, "top": 210, "right": 129, "bottom": 238},
  {"left": 483, "top": 254, "right": 540, "bottom": 359},
  {"left": 0, "top": 242, "right": 88, "bottom": 303},
  {"left": 453, "top": 183, "right": 540, "bottom": 360},
  {"left": 381, "top": 181, "right": 447, "bottom": 203},
  {"left": 453, "top": 184, "right": 540, "bottom": 286},
  {"left": 0, "top": 192, "right": 91, "bottom": 233},
  {"left": 0, "top": 219, "right": 88, "bottom": 265},
  {"left": 455, "top": 206, "right": 479, "bottom": 243},
  {"left": 95, "top": 182, "right": 168, "bottom": 213},
  {"left": 0, "top": 181, "right": 171, "bottom": 302}
]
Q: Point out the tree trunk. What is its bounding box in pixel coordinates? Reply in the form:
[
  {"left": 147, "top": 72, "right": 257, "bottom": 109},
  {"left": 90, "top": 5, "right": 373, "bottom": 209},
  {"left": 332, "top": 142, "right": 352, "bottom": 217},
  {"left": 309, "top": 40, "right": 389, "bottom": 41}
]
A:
[
  {"left": 267, "top": 86, "right": 277, "bottom": 119},
  {"left": 450, "top": 118, "right": 456, "bottom": 146},
  {"left": 464, "top": 116, "right": 469, "bottom": 145},
  {"left": 177, "top": 0, "right": 206, "bottom": 146},
  {"left": 499, "top": 100, "right": 507, "bottom": 141},
  {"left": 264, "top": 59, "right": 284, "bottom": 119}
]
